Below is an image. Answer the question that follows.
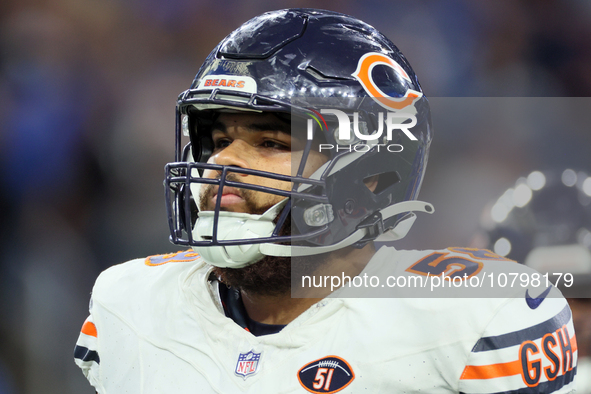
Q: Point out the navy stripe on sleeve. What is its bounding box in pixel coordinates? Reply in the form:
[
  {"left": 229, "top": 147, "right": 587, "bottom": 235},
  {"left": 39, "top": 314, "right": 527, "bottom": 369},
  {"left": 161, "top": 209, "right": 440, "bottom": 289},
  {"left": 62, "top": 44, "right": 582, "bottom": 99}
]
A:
[
  {"left": 472, "top": 304, "right": 571, "bottom": 352},
  {"left": 74, "top": 345, "right": 100, "bottom": 364}
]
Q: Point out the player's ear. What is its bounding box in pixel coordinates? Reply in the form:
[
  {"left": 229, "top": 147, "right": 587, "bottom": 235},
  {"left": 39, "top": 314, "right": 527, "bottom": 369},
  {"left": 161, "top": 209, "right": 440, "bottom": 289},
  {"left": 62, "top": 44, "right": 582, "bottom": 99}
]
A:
[
  {"left": 363, "top": 175, "right": 379, "bottom": 193},
  {"left": 363, "top": 171, "right": 401, "bottom": 195}
]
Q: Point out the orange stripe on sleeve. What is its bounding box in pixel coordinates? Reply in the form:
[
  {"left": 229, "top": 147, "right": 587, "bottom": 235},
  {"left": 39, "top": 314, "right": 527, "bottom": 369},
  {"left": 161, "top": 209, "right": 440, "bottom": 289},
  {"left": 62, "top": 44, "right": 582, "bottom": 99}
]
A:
[
  {"left": 572, "top": 334, "right": 578, "bottom": 353},
  {"left": 81, "top": 320, "right": 98, "bottom": 338},
  {"left": 461, "top": 360, "right": 521, "bottom": 380}
]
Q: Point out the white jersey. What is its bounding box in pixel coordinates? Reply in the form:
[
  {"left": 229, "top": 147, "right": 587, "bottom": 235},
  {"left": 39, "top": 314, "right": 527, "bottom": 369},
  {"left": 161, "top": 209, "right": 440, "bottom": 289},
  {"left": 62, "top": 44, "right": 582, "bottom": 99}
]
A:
[{"left": 75, "top": 247, "right": 577, "bottom": 393}]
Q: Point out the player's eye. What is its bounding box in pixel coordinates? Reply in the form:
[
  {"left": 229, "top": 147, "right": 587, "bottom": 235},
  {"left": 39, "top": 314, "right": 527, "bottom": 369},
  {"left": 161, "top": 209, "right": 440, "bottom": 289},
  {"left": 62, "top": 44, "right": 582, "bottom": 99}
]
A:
[
  {"left": 213, "top": 138, "right": 232, "bottom": 151},
  {"left": 260, "top": 139, "right": 289, "bottom": 150}
]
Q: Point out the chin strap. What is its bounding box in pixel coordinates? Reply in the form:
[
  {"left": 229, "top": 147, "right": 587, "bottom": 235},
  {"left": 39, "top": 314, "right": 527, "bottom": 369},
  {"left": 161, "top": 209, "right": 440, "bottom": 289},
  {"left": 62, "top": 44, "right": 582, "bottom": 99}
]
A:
[
  {"left": 193, "top": 199, "right": 433, "bottom": 267},
  {"left": 260, "top": 200, "right": 434, "bottom": 257}
]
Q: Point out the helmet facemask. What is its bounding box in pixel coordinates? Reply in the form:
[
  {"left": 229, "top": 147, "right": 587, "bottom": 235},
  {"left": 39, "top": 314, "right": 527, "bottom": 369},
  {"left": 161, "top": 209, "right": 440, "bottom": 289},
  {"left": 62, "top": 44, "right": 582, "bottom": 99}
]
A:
[{"left": 165, "top": 106, "right": 332, "bottom": 268}]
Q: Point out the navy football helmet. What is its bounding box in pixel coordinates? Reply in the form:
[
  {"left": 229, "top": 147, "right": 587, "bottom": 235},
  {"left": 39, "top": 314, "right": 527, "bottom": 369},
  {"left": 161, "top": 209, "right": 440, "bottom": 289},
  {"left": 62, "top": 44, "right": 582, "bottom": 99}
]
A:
[
  {"left": 165, "top": 9, "right": 433, "bottom": 268},
  {"left": 480, "top": 169, "right": 591, "bottom": 296}
]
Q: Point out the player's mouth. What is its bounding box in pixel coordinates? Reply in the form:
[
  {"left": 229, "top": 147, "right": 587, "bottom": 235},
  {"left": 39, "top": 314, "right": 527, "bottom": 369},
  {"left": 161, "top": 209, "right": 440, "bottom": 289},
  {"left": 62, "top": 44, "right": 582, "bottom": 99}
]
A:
[{"left": 210, "top": 186, "right": 245, "bottom": 208}]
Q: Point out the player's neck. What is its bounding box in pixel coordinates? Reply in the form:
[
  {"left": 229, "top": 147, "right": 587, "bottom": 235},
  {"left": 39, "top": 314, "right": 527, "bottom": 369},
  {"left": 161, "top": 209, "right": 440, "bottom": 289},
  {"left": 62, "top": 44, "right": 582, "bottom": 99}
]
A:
[
  {"left": 240, "top": 242, "right": 376, "bottom": 325},
  {"left": 240, "top": 290, "right": 320, "bottom": 326}
]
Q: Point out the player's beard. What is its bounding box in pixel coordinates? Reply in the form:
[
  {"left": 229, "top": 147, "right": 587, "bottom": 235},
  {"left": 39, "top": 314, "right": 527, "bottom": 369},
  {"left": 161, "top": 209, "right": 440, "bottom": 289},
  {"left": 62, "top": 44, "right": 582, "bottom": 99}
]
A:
[
  {"left": 200, "top": 176, "right": 328, "bottom": 296},
  {"left": 211, "top": 216, "right": 329, "bottom": 297}
]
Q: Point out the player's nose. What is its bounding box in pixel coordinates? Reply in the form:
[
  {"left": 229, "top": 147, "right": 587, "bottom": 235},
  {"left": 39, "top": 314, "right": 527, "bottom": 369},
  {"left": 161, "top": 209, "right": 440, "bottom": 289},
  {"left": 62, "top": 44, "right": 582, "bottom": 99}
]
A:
[{"left": 210, "top": 139, "right": 252, "bottom": 172}]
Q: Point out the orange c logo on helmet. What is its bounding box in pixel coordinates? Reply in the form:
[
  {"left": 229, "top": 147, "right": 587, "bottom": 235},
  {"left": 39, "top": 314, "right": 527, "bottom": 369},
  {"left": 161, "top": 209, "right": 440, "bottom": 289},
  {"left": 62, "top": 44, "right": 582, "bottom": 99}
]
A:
[{"left": 352, "top": 52, "right": 423, "bottom": 111}]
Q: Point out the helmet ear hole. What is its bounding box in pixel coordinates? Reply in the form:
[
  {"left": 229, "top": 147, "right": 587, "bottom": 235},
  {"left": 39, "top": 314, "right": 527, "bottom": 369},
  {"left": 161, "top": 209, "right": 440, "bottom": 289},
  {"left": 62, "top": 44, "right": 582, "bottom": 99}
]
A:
[
  {"left": 363, "top": 175, "right": 379, "bottom": 193},
  {"left": 364, "top": 171, "right": 400, "bottom": 195}
]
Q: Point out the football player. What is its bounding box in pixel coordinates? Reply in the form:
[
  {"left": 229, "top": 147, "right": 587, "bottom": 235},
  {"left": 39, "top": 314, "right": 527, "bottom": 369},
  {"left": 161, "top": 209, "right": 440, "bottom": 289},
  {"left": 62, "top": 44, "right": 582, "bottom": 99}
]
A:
[
  {"left": 75, "top": 9, "right": 577, "bottom": 393},
  {"left": 476, "top": 169, "right": 590, "bottom": 393}
]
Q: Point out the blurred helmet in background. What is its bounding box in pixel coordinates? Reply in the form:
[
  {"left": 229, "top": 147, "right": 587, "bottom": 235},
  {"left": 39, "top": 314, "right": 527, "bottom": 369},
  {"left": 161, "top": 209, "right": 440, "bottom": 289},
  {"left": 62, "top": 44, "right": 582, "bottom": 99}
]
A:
[{"left": 478, "top": 169, "right": 591, "bottom": 297}]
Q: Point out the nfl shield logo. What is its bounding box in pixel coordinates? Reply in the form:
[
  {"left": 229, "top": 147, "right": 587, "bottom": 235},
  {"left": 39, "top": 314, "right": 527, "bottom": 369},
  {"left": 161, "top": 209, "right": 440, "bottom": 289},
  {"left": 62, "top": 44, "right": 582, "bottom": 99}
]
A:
[{"left": 235, "top": 350, "right": 261, "bottom": 379}]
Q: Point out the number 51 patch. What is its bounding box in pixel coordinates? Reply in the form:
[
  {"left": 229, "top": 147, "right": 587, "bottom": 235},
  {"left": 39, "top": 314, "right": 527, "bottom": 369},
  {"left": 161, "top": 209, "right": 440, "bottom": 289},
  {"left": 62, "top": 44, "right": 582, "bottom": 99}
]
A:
[{"left": 298, "top": 356, "right": 354, "bottom": 393}]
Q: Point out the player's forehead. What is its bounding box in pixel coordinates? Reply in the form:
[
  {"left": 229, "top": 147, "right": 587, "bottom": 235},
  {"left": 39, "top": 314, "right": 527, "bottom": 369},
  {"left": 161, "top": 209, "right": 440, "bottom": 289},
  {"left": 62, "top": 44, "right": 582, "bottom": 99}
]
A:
[{"left": 212, "top": 112, "right": 291, "bottom": 135}]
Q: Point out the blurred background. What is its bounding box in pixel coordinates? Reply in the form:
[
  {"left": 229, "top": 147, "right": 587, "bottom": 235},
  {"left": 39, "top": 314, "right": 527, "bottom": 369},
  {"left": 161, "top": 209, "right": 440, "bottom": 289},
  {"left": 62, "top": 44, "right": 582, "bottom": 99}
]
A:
[{"left": 1, "top": 0, "right": 590, "bottom": 392}]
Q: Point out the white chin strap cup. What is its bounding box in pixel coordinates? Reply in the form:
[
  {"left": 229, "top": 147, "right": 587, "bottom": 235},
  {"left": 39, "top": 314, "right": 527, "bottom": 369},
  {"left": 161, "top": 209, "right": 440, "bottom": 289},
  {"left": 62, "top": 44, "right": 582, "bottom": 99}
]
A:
[{"left": 191, "top": 200, "right": 286, "bottom": 268}]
